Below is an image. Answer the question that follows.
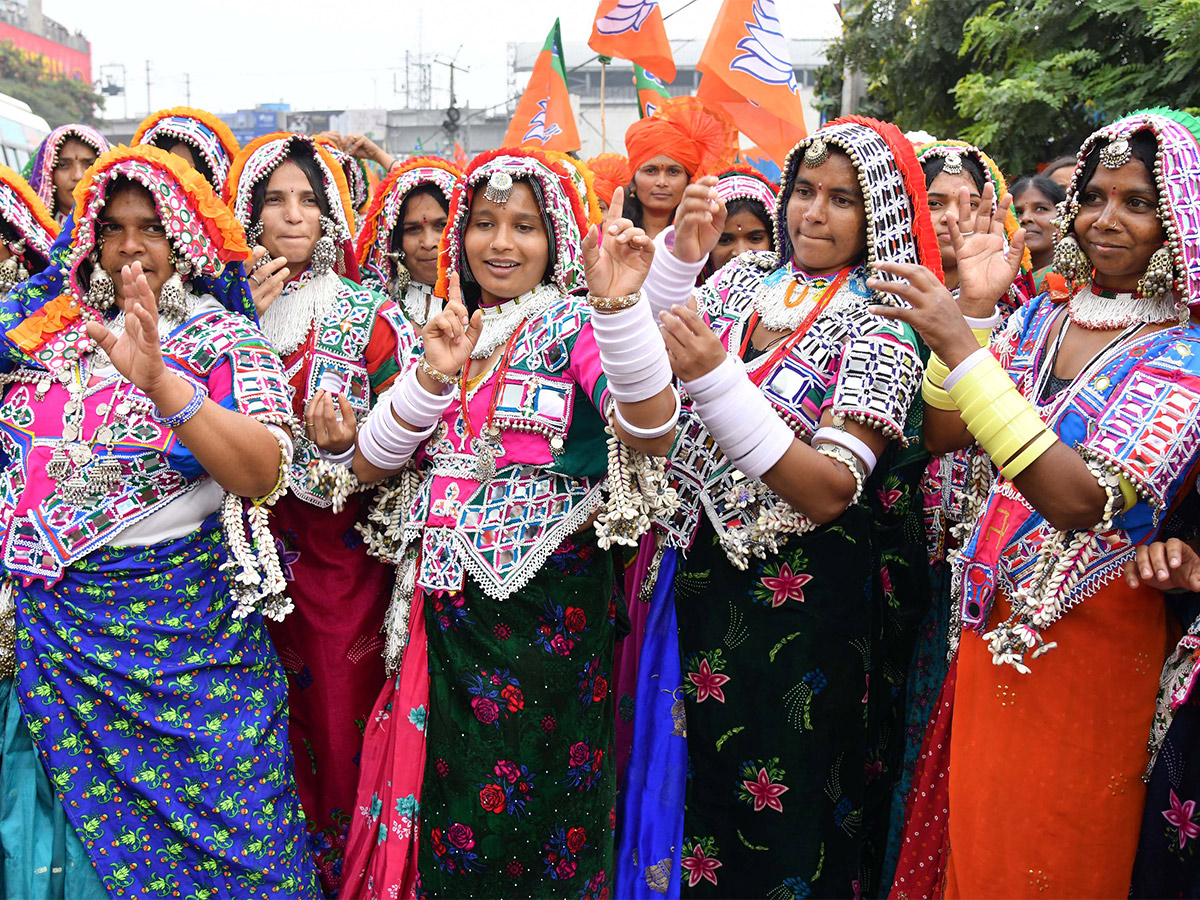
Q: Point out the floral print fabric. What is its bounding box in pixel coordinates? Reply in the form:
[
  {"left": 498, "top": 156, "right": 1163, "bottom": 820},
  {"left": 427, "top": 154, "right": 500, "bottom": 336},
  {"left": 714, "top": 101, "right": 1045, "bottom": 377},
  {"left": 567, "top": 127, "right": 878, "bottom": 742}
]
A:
[{"left": 416, "top": 533, "right": 616, "bottom": 898}]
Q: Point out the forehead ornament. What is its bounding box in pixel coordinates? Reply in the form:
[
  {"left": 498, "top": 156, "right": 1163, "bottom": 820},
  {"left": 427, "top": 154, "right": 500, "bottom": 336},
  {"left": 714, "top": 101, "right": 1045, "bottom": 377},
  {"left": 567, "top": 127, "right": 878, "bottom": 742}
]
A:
[
  {"left": 941, "top": 150, "right": 963, "bottom": 175},
  {"left": 803, "top": 137, "right": 829, "bottom": 169},
  {"left": 484, "top": 171, "right": 514, "bottom": 205},
  {"left": 1099, "top": 138, "right": 1131, "bottom": 170}
]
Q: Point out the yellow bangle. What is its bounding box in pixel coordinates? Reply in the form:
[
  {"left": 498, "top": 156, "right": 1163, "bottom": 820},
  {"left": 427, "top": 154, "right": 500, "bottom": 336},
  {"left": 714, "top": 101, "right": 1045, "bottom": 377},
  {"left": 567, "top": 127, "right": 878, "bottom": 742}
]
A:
[
  {"left": 1118, "top": 474, "right": 1138, "bottom": 513},
  {"left": 926, "top": 354, "right": 951, "bottom": 388},
  {"left": 1000, "top": 428, "right": 1059, "bottom": 479},
  {"left": 922, "top": 375, "right": 958, "bottom": 410},
  {"left": 971, "top": 327, "right": 994, "bottom": 347},
  {"left": 982, "top": 404, "right": 1049, "bottom": 465}
]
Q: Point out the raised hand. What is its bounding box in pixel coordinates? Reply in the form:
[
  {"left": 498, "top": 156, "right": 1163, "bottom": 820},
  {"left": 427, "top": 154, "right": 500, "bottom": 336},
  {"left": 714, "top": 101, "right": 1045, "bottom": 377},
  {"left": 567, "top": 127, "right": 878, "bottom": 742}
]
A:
[
  {"left": 671, "top": 175, "right": 727, "bottom": 264},
  {"left": 247, "top": 245, "right": 291, "bottom": 316},
  {"left": 658, "top": 295, "right": 726, "bottom": 381},
  {"left": 947, "top": 182, "right": 1026, "bottom": 317},
  {"left": 867, "top": 260, "right": 979, "bottom": 368},
  {"left": 418, "top": 272, "right": 482, "bottom": 390},
  {"left": 85, "top": 262, "right": 171, "bottom": 394},
  {"left": 1124, "top": 538, "right": 1200, "bottom": 592},
  {"left": 581, "top": 186, "right": 655, "bottom": 299},
  {"left": 305, "top": 389, "right": 357, "bottom": 454}
]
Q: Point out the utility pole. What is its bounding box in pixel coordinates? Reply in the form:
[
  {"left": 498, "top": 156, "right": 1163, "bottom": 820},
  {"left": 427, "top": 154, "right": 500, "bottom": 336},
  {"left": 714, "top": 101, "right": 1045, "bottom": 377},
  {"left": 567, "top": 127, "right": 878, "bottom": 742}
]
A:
[
  {"left": 145, "top": 60, "right": 152, "bottom": 117},
  {"left": 434, "top": 49, "right": 469, "bottom": 150},
  {"left": 184, "top": 73, "right": 190, "bottom": 106}
]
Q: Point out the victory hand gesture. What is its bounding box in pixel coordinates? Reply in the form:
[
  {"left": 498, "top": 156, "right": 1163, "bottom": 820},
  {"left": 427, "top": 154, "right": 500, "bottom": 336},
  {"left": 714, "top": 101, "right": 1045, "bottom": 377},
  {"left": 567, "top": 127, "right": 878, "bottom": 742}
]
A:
[
  {"left": 85, "top": 262, "right": 172, "bottom": 394},
  {"left": 418, "top": 273, "right": 482, "bottom": 391},
  {"left": 947, "top": 182, "right": 1026, "bottom": 317},
  {"left": 672, "top": 175, "right": 727, "bottom": 264},
  {"left": 582, "top": 186, "right": 655, "bottom": 299}
]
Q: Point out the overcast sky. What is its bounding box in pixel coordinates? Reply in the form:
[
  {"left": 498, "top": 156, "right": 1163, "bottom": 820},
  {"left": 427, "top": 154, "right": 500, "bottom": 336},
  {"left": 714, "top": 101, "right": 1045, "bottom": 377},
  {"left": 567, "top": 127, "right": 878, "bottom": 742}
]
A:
[{"left": 44, "top": 0, "right": 842, "bottom": 120}]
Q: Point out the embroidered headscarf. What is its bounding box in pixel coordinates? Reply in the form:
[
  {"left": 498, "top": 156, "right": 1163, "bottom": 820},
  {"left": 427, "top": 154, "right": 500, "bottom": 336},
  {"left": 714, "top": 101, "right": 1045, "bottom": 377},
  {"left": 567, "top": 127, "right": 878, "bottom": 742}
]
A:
[
  {"left": 356, "top": 156, "right": 461, "bottom": 286},
  {"left": 314, "top": 137, "right": 373, "bottom": 220},
  {"left": 586, "top": 153, "right": 632, "bottom": 208},
  {"left": 225, "top": 132, "right": 360, "bottom": 281},
  {"left": 25, "top": 124, "right": 111, "bottom": 217},
  {"left": 6, "top": 145, "right": 254, "bottom": 372},
  {"left": 544, "top": 150, "right": 604, "bottom": 227},
  {"left": 916, "top": 139, "right": 1033, "bottom": 273},
  {"left": 132, "top": 107, "right": 241, "bottom": 193},
  {"left": 776, "top": 116, "right": 945, "bottom": 300},
  {"left": 0, "top": 163, "right": 59, "bottom": 271},
  {"left": 713, "top": 163, "right": 779, "bottom": 212},
  {"left": 625, "top": 96, "right": 738, "bottom": 180},
  {"left": 1056, "top": 108, "right": 1200, "bottom": 311},
  {"left": 435, "top": 147, "right": 588, "bottom": 298}
]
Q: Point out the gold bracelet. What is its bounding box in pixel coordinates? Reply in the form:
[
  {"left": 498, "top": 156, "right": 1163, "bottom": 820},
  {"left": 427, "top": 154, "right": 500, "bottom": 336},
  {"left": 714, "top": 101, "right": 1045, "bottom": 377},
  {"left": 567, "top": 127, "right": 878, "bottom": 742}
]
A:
[
  {"left": 418, "top": 354, "right": 459, "bottom": 386},
  {"left": 587, "top": 292, "right": 642, "bottom": 312}
]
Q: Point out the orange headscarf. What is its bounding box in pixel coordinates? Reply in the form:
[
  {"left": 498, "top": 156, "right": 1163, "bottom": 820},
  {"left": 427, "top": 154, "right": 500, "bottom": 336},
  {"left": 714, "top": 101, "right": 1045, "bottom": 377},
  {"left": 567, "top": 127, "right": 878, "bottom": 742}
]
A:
[
  {"left": 586, "top": 153, "right": 632, "bottom": 206},
  {"left": 624, "top": 96, "right": 737, "bottom": 180}
]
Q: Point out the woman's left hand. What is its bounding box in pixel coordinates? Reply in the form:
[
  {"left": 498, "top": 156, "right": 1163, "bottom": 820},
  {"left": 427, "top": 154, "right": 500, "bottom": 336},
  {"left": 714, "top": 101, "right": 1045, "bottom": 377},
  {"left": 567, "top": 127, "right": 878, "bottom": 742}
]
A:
[
  {"left": 85, "top": 262, "right": 172, "bottom": 395},
  {"left": 304, "top": 389, "right": 357, "bottom": 454},
  {"left": 581, "top": 186, "right": 655, "bottom": 299},
  {"left": 949, "top": 182, "right": 1026, "bottom": 317},
  {"left": 868, "top": 261, "right": 979, "bottom": 367},
  {"left": 659, "top": 296, "right": 726, "bottom": 381}
]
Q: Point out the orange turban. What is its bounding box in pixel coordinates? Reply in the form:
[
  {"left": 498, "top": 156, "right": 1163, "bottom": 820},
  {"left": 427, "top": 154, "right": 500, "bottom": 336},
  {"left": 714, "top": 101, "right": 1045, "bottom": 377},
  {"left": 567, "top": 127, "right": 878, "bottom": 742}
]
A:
[
  {"left": 586, "top": 153, "right": 632, "bottom": 206},
  {"left": 624, "top": 96, "right": 737, "bottom": 180}
]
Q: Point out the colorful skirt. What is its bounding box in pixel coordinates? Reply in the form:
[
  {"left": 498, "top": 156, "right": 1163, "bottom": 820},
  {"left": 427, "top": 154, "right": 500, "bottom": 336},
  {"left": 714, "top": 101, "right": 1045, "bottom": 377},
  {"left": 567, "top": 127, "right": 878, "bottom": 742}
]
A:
[
  {"left": 6, "top": 520, "right": 320, "bottom": 898},
  {"left": 674, "top": 511, "right": 894, "bottom": 898},
  {"left": 268, "top": 493, "right": 393, "bottom": 895}
]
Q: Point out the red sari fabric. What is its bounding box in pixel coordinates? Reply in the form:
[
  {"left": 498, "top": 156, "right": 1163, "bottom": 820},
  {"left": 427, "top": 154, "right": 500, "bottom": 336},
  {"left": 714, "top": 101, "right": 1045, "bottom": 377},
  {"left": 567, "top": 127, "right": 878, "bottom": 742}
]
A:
[{"left": 338, "top": 589, "right": 430, "bottom": 900}]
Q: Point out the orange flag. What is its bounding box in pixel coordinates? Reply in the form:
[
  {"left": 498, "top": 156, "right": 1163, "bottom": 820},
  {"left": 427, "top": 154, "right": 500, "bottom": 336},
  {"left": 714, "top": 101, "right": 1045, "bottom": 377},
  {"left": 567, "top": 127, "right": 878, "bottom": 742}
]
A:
[
  {"left": 503, "top": 19, "right": 581, "bottom": 152},
  {"left": 588, "top": 0, "right": 676, "bottom": 83},
  {"left": 696, "top": 0, "right": 807, "bottom": 167}
]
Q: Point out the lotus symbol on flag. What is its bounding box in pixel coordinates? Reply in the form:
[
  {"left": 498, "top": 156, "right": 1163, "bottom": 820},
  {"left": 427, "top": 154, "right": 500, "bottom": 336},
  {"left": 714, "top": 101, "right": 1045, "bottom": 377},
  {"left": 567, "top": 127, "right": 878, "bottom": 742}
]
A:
[
  {"left": 595, "top": 0, "right": 659, "bottom": 35},
  {"left": 523, "top": 99, "right": 564, "bottom": 144},
  {"left": 644, "top": 101, "right": 660, "bottom": 116},
  {"left": 731, "top": 0, "right": 800, "bottom": 92}
]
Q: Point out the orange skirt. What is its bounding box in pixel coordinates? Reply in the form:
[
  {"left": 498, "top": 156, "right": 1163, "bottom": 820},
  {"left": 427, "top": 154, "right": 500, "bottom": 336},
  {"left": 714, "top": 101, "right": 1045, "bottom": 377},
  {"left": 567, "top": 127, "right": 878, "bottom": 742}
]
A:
[{"left": 946, "top": 578, "right": 1168, "bottom": 899}]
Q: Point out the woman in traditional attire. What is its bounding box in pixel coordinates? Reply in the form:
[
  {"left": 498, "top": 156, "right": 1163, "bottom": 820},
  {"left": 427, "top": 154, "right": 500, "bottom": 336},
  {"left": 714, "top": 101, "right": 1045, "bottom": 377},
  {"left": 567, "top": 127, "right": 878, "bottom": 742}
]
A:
[
  {"left": 356, "top": 156, "right": 461, "bottom": 328},
  {"left": 586, "top": 154, "right": 631, "bottom": 216},
  {"left": 702, "top": 164, "right": 778, "bottom": 277},
  {"left": 0, "top": 144, "right": 317, "bottom": 898},
  {"left": 339, "top": 147, "right": 678, "bottom": 899},
  {"left": 881, "top": 107, "right": 1200, "bottom": 899},
  {"left": 623, "top": 97, "right": 736, "bottom": 240},
  {"left": 622, "top": 115, "right": 941, "bottom": 898},
  {"left": 0, "top": 164, "right": 58, "bottom": 295},
  {"left": 25, "top": 124, "right": 110, "bottom": 222},
  {"left": 224, "top": 132, "right": 418, "bottom": 895},
  {"left": 1011, "top": 173, "right": 1067, "bottom": 295},
  {"left": 133, "top": 107, "right": 241, "bottom": 194}
]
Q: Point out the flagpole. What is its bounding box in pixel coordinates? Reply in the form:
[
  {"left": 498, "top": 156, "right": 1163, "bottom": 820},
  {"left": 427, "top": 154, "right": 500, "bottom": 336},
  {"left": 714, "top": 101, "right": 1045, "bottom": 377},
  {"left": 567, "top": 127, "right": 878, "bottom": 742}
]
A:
[{"left": 598, "top": 55, "right": 610, "bottom": 151}]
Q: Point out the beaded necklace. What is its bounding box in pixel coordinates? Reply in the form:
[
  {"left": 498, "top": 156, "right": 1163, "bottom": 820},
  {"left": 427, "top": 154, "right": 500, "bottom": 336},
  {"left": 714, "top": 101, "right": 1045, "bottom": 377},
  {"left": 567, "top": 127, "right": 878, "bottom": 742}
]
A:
[
  {"left": 1068, "top": 282, "right": 1182, "bottom": 330},
  {"left": 740, "top": 267, "right": 851, "bottom": 384}
]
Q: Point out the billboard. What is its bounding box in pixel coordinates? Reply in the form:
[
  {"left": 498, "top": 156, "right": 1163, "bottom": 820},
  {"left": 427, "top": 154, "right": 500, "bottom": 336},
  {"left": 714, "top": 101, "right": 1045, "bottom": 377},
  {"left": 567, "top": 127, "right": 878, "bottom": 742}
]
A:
[{"left": 0, "top": 23, "right": 90, "bottom": 82}]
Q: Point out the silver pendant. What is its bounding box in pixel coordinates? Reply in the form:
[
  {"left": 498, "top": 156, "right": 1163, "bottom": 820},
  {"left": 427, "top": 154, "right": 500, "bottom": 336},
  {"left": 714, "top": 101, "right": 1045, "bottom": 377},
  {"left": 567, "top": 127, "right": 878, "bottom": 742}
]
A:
[{"left": 472, "top": 437, "right": 497, "bottom": 483}]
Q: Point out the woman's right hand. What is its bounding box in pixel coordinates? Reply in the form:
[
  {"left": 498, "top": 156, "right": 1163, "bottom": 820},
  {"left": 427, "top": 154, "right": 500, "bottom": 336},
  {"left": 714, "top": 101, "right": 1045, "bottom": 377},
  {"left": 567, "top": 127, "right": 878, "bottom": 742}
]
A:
[
  {"left": 1124, "top": 538, "right": 1200, "bottom": 592},
  {"left": 418, "top": 273, "right": 482, "bottom": 391},
  {"left": 672, "top": 175, "right": 726, "bottom": 264},
  {"left": 248, "top": 245, "right": 290, "bottom": 316}
]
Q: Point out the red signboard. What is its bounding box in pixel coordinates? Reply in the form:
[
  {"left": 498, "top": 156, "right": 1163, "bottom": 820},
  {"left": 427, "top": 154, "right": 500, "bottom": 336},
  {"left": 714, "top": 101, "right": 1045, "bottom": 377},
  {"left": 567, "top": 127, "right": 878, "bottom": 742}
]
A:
[{"left": 0, "top": 23, "right": 91, "bottom": 82}]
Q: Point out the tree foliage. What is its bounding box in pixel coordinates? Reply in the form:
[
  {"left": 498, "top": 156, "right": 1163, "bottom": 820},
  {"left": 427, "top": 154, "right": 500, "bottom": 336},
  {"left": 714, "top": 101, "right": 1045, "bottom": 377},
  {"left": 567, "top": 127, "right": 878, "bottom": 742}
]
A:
[
  {"left": 0, "top": 40, "right": 103, "bottom": 126},
  {"left": 816, "top": 0, "right": 1200, "bottom": 175}
]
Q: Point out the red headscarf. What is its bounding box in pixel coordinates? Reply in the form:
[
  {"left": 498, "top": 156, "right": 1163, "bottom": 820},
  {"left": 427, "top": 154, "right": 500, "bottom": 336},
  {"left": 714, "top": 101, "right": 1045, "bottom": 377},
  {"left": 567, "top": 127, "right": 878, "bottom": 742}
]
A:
[
  {"left": 624, "top": 96, "right": 737, "bottom": 180},
  {"left": 586, "top": 153, "right": 632, "bottom": 206}
]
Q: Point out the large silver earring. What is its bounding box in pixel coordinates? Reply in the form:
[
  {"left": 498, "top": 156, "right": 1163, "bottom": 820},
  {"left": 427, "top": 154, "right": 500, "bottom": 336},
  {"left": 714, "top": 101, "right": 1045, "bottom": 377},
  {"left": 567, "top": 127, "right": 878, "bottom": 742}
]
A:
[
  {"left": 311, "top": 215, "right": 338, "bottom": 276},
  {"left": 157, "top": 272, "right": 188, "bottom": 322},
  {"left": 1136, "top": 244, "right": 1175, "bottom": 302},
  {"left": 87, "top": 254, "right": 115, "bottom": 311},
  {"left": 1052, "top": 234, "right": 1092, "bottom": 289},
  {"left": 386, "top": 250, "right": 411, "bottom": 295},
  {"left": 0, "top": 239, "right": 24, "bottom": 292},
  {"left": 246, "top": 221, "right": 264, "bottom": 245}
]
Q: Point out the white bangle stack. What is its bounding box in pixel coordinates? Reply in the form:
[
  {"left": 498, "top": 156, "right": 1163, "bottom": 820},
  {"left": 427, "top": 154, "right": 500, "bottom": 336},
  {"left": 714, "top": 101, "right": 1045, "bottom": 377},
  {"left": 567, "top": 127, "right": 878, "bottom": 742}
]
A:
[
  {"left": 590, "top": 294, "right": 680, "bottom": 439},
  {"left": 642, "top": 226, "right": 708, "bottom": 319},
  {"left": 358, "top": 367, "right": 454, "bottom": 469},
  {"left": 682, "top": 355, "right": 793, "bottom": 479}
]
